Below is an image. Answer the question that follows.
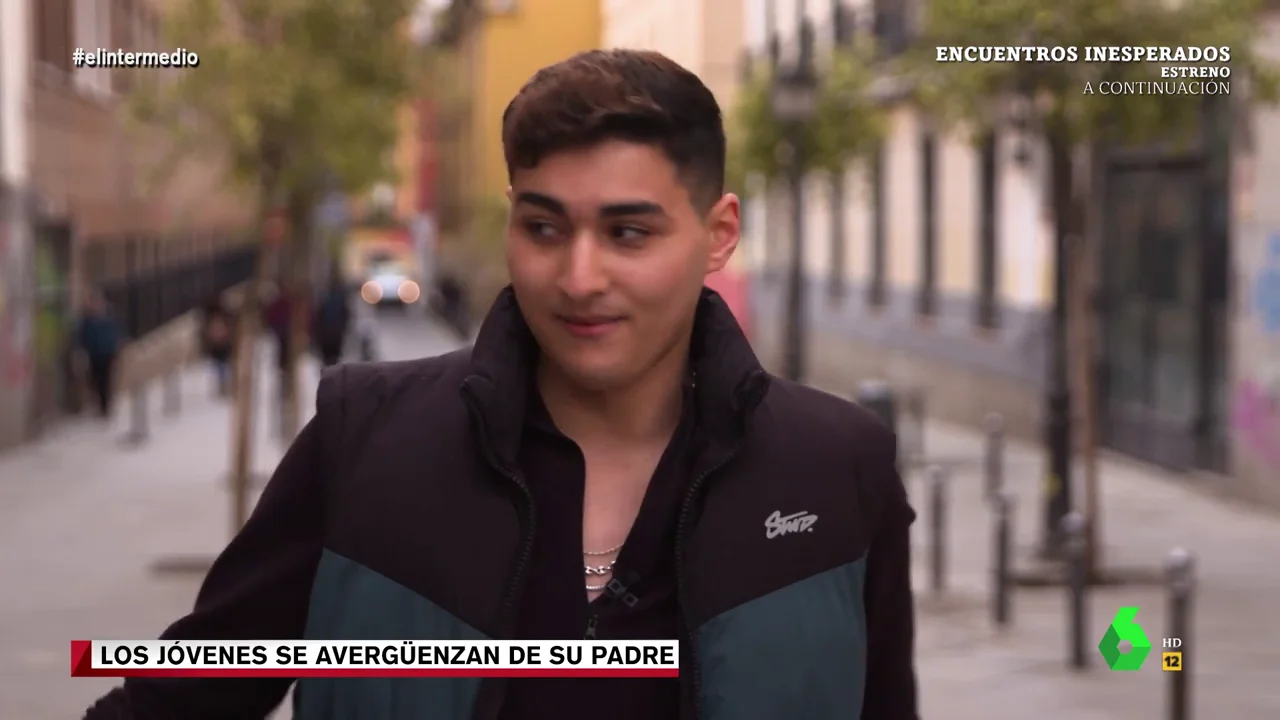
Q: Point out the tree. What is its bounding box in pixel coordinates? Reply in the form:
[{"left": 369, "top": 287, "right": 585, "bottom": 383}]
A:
[
  {"left": 728, "top": 41, "right": 885, "bottom": 350},
  {"left": 135, "top": 0, "right": 420, "bottom": 533},
  {"left": 906, "top": 0, "right": 1278, "bottom": 576},
  {"left": 728, "top": 45, "right": 886, "bottom": 187}
]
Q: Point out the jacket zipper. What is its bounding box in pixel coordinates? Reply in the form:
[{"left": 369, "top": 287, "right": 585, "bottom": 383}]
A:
[
  {"left": 584, "top": 574, "right": 636, "bottom": 639},
  {"left": 675, "top": 439, "right": 745, "bottom": 719},
  {"left": 462, "top": 382, "right": 537, "bottom": 720},
  {"left": 675, "top": 376, "right": 765, "bottom": 720},
  {"left": 495, "top": 465, "right": 536, "bottom": 634}
]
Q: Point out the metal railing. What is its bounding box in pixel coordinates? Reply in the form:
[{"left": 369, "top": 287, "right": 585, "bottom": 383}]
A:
[{"left": 84, "top": 234, "right": 258, "bottom": 340}]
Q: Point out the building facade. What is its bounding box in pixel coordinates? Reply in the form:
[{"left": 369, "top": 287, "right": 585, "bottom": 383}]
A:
[
  {"left": 742, "top": 0, "right": 1054, "bottom": 435},
  {"left": 602, "top": 0, "right": 745, "bottom": 114},
  {"left": 9, "top": 0, "right": 254, "bottom": 448},
  {"left": 0, "top": 0, "right": 35, "bottom": 450},
  {"left": 741, "top": 0, "right": 1271, "bottom": 503},
  {"left": 452, "top": 0, "right": 603, "bottom": 209},
  {"left": 1231, "top": 17, "right": 1280, "bottom": 506}
]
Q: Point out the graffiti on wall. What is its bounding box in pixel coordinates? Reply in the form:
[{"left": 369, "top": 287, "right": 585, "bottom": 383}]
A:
[
  {"left": 1234, "top": 380, "right": 1280, "bottom": 466},
  {"left": 1254, "top": 235, "right": 1280, "bottom": 333},
  {"left": 1233, "top": 234, "right": 1280, "bottom": 463}
]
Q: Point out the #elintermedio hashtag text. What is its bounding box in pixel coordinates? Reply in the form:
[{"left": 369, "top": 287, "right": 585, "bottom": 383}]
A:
[{"left": 71, "top": 48, "right": 200, "bottom": 69}]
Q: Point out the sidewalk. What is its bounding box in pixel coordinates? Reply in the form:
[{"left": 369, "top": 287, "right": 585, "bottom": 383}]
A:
[
  {"left": 907, "top": 419, "right": 1280, "bottom": 718},
  {"left": 0, "top": 349, "right": 306, "bottom": 718},
  {"left": 0, "top": 316, "right": 463, "bottom": 719}
]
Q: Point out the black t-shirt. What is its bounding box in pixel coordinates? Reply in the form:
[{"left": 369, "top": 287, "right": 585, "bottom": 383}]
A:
[{"left": 496, "top": 384, "right": 695, "bottom": 720}]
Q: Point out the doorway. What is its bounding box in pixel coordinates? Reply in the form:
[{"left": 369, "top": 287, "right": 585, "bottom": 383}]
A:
[{"left": 1096, "top": 135, "right": 1230, "bottom": 473}]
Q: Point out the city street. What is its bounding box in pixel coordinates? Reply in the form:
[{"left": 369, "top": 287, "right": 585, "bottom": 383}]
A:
[{"left": 0, "top": 309, "right": 1277, "bottom": 718}]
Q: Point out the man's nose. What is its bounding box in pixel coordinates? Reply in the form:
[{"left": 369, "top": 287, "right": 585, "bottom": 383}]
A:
[{"left": 558, "top": 233, "right": 608, "bottom": 298}]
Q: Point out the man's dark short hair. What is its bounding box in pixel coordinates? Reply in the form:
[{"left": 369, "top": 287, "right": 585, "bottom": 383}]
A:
[{"left": 501, "top": 49, "right": 726, "bottom": 212}]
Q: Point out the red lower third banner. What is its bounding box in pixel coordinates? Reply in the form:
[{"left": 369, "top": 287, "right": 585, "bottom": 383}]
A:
[{"left": 71, "top": 640, "right": 680, "bottom": 678}]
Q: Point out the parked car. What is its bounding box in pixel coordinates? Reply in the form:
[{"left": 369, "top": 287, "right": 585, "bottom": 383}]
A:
[{"left": 360, "top": 260, "right": 421, "bottom": 308}]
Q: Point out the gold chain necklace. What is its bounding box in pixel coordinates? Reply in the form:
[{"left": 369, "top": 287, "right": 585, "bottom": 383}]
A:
[{"left": 583, "top": 543, "right": 622, "bottom": 591}]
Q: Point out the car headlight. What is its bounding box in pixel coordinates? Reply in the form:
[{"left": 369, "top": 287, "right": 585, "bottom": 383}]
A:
[
  {"left": 398, "top": 280, "right": 421, "bottom": 304},
  {"left": 361, "top": 281, "right": 383, "bottom": 304}
]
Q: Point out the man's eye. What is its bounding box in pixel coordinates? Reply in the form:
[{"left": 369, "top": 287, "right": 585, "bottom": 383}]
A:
[
  {"left": 611, "top": 226, "right": 650, "bottom": 243},
  {"left": 522, "top": 220, "right": 558, "bottom": 238}
]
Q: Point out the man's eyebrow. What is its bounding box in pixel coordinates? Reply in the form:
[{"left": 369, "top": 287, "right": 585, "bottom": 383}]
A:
[
  {"left": 599, "top": 201, "right": 665, "bottom": 217},
  {"left": 512, "top": 192, "right": 566, "bottom": 215},
  {"left": 513, "top": 193, "right": 667, "bottom": 219}
]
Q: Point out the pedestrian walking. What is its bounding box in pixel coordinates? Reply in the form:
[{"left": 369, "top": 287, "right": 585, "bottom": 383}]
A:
[
  {"left": 200, "top": 293, "right": 235, "bottom": 397},
  {"left": 84, "top": 49, "right": 919, "bottom": 720},
  {"left": 74, "top": 291, "right": 122, "bottom": 420},
  {"left": 312, "top": 277, "right": 351, "bottom": 367},
  {"left": 263, "top": 283, "right": 295, "bottom": 394}
]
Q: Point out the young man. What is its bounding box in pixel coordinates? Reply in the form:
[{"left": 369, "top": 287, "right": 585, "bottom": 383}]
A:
[{"left": 84, "top": 50, "right": 918, "bottom": 720}]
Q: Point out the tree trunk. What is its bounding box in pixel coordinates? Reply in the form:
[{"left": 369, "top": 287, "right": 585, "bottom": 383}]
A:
[
  {"left": 229, "top": 184, "right": 278, "bottom": 533},
  {"left": 279, "top": 192, "right": 314, "bottom": 442},
  {"left": 1053, "top": 133, "right": 1103, "bottom": 578}
]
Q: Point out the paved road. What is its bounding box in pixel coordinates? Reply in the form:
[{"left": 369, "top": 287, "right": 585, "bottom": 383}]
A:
[{"left": 1, "top": 308, "right": 1277, "bottom": 718}]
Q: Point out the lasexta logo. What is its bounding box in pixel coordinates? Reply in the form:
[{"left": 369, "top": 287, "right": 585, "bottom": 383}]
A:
[{"left": 1098, "top": 606, "right": 1152, "bottom": 670}]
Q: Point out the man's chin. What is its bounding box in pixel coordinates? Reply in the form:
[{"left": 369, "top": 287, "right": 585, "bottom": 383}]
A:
[{"left": 541, "top": 353, "right": 636, "bottom": 393}]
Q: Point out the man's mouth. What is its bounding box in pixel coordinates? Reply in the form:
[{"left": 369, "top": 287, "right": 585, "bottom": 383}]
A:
[{"left": 556, "top": 315, "right": 624, "bottom": 338}]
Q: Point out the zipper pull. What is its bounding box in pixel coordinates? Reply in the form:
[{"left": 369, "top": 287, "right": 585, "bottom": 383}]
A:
[{"left": 584, "top": 615, "right": 599, "bottom": 640}]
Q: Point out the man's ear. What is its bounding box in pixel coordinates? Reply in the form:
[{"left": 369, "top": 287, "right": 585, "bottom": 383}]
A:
[
  {"left": 505, "top": 186, "right": 513, "bottom": 203},
  {"left": 705, "top": 193, "right": 741, "bottom": 275}
]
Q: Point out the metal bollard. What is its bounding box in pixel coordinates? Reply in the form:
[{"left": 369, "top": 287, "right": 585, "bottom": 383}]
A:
[
  {"left": 124, "top": 384, "right": 150, "bottom": 445},
  {"left": 983, "top": 412, "right": 1005, "bottom": 501},
  {"left": 1062, "top": 511, "right": 1089, "bottom": 669},
  {"left": 927, "top": 466, "right": 947, "bottom": 594},
  {"left": 163, "top": 370, "right": 181, "bottom": 416},
  {"left": 1166, "top": 548, "right": 1194, "bottom": 720},
  {"left": 906, "top": 389, "right": 926, "bottom": 460},
  {"left": 991, "top": 491, "right": 1014, "bottom": 627}
]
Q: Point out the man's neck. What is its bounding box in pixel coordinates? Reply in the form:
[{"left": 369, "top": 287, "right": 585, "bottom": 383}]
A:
[{"left": 536, "top": 339, "right": 690, "bottom": 447}]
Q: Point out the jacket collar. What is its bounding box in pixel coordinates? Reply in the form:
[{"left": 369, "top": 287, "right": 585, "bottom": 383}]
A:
[{"left": 460, "top": 286, "right": 770, "bottom": 472}]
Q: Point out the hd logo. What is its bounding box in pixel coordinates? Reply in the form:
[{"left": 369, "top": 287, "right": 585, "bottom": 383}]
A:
[{"left": 1098, "top": 607, "right": 1152, "bottom": 671}]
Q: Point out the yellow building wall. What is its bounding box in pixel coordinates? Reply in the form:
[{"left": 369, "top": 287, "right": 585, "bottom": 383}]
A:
[
  {"left": 472, "top": 0, "right": 604, "bottom": 201},
  {"left": 884, "top": 106, "right": 921, "bottom": 290},
  {"left": 938, "top": 133, "right": 978, "bottom": 297}
]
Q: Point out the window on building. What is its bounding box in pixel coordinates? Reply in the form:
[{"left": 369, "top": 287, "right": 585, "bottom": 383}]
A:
[
  {"left": 868, "top": 144, "right": 886, "bottom": 307},
  {"left": 829, "top": 171, "right": 846, "bottom": 297},
  {"left": 918, "top": 130, "right": 938, "bottom": 316},
  {"left": 35, "top": 0, "right": 74, "bottom": 73},
  {"left": 976, "top": 131, "right": 1000, "bottom": 328}
]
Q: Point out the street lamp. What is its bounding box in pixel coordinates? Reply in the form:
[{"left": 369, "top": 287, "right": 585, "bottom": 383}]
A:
[{"left": 771, "top": 17, "right": 819, "bottom": 382}]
